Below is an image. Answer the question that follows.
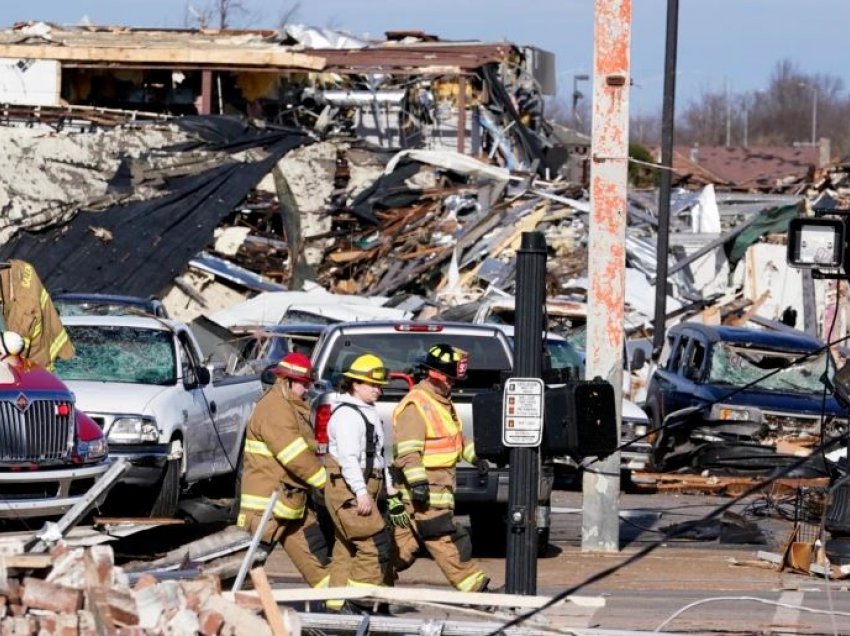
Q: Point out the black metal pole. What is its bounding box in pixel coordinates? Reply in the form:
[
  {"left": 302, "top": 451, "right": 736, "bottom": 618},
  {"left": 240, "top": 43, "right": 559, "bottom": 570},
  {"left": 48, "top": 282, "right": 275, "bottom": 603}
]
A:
[
  {"left": 652, "top": 0, "right": 679, "bottom": 359},
  {"left": 505, "top": 231, "right": 546, "bottom": 595}
]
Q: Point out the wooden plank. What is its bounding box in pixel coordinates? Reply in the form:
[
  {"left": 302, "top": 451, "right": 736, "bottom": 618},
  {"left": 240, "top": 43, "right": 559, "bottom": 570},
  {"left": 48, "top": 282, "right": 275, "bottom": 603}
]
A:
[
  {"left": 494, "top": 204, "right": 548, "bottom": 257},
  {"left": 327, "top": 248, "right": 376, "bottom": 264},
  {"left": 93, "top": 517, "right": 186, "bottom": 526},
  {"left": 250, "top": 567, "right": 289, "bottom": 636},
  {"left": 226, "top": 585, "right": 604, "bottom": 610},
  {"left": 1, "top": 554, "right": 53, "bottom": 569},
  {"left": 0, "top": 44, "right": 326, "bottom": 70},
  {"left": 632, "top": 473, "right": 830, "bottom": 497}
]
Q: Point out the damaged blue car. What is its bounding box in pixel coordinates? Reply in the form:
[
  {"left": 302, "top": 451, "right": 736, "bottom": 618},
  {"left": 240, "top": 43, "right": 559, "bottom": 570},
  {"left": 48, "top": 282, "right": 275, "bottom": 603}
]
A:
[{"left": 644, "top": 323, "right": 847, "bottom": 474}]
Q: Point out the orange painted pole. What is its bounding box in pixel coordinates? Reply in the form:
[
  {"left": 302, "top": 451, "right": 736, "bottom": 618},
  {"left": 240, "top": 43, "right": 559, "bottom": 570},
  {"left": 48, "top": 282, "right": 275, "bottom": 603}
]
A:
[{"left": 582, "top": 0, "right": 631, "bottom": 553}]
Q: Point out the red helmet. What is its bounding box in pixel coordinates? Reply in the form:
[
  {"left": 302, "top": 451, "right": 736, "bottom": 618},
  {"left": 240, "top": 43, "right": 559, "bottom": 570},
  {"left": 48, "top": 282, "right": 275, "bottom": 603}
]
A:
[{"left": 273, "top": 352, "right": 313, "bottom": 383}]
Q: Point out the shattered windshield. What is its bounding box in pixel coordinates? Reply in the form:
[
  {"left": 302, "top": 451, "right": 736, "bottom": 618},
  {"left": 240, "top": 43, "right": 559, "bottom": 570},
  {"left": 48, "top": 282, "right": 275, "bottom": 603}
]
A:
[
  {"left": 507, "top": 336, "right": 583, "bottom": 378},
  {"left": 55, "top": 299, "right": 152, "bottom": 317},
  {"left": 707, "top": 343, "right": 831, "bottom": 393},
  {"left": 55, "top": 325, "right": 176, "bottom": 385}
]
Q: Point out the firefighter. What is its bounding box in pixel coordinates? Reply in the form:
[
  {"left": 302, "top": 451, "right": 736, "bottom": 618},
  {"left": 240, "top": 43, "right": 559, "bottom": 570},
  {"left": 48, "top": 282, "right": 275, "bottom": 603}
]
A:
[
  {"left": 324, "top": 353, "right": 394, "bottom": 611},
  {"left": 236, "top": 352, "right": 330, "bottom": 589},
  {"left": 390, "top": 344, "right": 490, "bottom": 593},
  {"left": 0, "top": 260, "right": 74, "bottom": 369}
]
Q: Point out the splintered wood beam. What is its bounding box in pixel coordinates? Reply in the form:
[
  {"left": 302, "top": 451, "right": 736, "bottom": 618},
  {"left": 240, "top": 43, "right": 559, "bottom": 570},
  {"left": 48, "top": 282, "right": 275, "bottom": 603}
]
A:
[
  {"left": 250, "top": 567, "right": 289, "bottom": 636},
  {"left": 0, "top": 44, "right": 326, "bottom": 70}
]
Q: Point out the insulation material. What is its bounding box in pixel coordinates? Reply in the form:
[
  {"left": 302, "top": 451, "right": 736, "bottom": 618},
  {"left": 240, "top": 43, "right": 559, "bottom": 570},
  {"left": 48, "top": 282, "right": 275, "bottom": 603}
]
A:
[
  {"left": 161, "top": 273, "right": 248, "bottom": 325},
  {"left": 0, "top": 124, "right": 193, "bottom": 244},
  {"left": 214, "top": 227, "right": 252, "bottom": 256},
  {"left": 0, "top": 58, "right": 59, "bottom": 106},
  {"left": 744, "top": 243, "right": 826, "bottom": 332},
  {"left": 276, "top": 141, "right": 339, "bottom": 265}
]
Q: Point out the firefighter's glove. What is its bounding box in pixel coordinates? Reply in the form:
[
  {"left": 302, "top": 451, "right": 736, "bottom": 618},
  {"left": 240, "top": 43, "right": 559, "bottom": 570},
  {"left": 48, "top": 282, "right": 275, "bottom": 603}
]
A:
[
  {"left": 409, "top": 482, "right": 430, "bottom": 507},
  {"left": 387, "top": 496, "right": 410, "bottom": 528},
  {"left": 311, "top": 488, "right": 326, "bottom": 509}
]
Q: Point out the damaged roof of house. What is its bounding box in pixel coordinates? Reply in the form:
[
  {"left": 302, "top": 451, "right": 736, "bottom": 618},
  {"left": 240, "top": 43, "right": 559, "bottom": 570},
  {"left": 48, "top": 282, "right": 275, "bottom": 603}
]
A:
[{"left": 667, "top": 144, "right": 824, "bottom": 190}]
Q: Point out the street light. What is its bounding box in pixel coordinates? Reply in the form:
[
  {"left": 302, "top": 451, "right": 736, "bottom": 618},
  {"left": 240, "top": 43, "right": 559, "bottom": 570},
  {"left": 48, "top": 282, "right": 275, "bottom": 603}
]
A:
[
  {"left": 572, "top": 73, "right": 590, "bottom": 127},
  {"left": 743, "top": 90, "right": 764, "bottom": 148}
]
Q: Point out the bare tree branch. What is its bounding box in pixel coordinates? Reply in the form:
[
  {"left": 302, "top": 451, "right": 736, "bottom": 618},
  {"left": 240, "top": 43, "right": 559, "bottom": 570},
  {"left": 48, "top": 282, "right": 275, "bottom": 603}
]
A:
[{"left": 278, "top": 2, "right": 301, "bottom": 30}]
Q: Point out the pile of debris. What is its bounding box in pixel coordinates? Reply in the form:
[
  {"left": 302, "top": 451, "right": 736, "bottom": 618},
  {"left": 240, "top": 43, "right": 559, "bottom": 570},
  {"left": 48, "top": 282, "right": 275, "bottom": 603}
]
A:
[
  {"left": 1, "top": 23, "right": 849, "bottom": 356},
  {"left": 0, "top": 545, "right": 276, "bottom": 635}
]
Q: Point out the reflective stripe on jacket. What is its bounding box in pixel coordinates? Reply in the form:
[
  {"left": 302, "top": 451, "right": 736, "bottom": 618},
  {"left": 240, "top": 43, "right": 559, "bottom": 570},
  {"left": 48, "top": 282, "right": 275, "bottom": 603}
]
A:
[
  {"left": 0, "top": 260, "right": 74, "bottom": 369},
  {"left": 240, "top": 382, "right": 327, "bottom": 520},
  {"left": 393, "top": 388, "right": 462, "bottom": 469},
  {"left": 240, "top": 492, "right": 305, "bottom": 520},
  {"left": 244, "top": 437, "right": 327, "bottom": 488}
]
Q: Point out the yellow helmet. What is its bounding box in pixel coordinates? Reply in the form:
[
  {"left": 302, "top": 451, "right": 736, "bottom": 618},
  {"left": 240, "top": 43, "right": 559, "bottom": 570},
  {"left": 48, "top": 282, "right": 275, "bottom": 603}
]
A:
[{"left": 343, "top": 353, "right": 389, "bottom": 385}]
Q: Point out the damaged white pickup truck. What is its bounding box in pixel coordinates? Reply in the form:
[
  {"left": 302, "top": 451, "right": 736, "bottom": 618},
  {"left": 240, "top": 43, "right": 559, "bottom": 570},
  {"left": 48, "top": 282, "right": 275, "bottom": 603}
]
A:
[{"left": 55, "top": 315, "right": 262, "bottom": 516}]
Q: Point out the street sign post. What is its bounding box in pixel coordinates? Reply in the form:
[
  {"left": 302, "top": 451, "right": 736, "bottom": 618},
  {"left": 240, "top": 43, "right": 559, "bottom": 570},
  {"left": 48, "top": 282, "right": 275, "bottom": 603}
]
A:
[
  {"left": 502, "top": 378, "right": 544, "bottom": 447},
  {"left": 505, "top": 231, "right": 545, "bottom": 595}
]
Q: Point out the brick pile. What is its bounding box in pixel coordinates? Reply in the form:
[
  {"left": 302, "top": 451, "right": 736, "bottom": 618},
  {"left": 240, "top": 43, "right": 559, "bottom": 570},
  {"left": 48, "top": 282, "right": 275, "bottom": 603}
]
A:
[{"left": 0, "top": 545, "right": 272, "bottom": 636}]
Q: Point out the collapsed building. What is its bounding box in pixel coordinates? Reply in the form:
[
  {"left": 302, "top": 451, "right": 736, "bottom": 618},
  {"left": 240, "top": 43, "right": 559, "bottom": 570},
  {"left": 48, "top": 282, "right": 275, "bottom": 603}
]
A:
[{"left": 0, "top": 20, "right": 848, "bottom": 364}]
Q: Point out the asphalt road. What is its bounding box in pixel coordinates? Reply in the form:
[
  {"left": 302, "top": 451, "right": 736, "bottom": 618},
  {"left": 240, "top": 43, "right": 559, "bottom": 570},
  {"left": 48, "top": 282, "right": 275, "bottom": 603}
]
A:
[{"left": 261, "top": 488, "right": 850, "bottom": 634}]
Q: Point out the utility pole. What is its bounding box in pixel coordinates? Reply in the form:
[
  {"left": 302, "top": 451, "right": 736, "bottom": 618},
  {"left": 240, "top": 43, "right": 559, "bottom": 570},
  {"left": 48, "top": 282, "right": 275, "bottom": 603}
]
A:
[
  {"left": 581, "top": 0, "right": 631, "bottom": 553},
  {"left": 651, "top": 0, "right": 679, "bottom": 360},
  {"left": 725, "top": 80, "right": 732, "bottom": 147}
]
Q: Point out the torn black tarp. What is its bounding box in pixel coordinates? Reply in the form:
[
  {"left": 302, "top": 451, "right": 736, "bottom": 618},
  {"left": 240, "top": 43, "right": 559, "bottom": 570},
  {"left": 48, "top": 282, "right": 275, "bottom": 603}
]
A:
[
  {"left": 0, "top": 117, "right": 313, "bottom": 297},
  {"left": 350, "top": 158, "right": 423, "bottom": 224},
  {"left": 169, "top": 116, "right": 312, "bottom": 153}
]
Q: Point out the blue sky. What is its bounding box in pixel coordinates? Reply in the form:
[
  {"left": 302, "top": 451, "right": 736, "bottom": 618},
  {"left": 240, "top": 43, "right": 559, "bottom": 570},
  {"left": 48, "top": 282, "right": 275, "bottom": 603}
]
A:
[{"left": 0, "top": 1, "right": 846, "bottom": 113}]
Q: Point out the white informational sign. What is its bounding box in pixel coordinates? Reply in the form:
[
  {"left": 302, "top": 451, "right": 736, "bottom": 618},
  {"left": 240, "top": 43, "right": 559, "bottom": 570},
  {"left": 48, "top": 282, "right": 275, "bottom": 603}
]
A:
[
  {"left": 796, "top": 224, "right": 839, "bottom": 266},
  {"left": 0, "top": 58, "right": 61, "bottom": 107},
  {"left": 502, "top": 377, "right": 544, "bottom": 447}
]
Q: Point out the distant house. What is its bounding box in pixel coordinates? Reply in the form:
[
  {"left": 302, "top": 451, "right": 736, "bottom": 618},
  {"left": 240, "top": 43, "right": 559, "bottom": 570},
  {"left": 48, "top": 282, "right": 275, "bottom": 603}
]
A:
[
  {"left": 655, "top": 140, "right": 831, "bottom": 192},
  {"left": 549, "top": 123, "right": 590, "bottom": 185}
]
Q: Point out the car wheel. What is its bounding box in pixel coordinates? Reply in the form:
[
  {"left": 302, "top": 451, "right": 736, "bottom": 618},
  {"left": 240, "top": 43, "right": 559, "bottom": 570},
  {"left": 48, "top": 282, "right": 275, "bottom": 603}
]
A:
[{"left": 150, "top": 458, "right": 181, "bottom": 518}]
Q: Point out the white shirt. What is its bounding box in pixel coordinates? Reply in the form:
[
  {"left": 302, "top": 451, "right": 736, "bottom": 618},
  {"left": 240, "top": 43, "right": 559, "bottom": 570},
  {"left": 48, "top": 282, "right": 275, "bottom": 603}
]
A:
[{"left": 327, "top": 392, "right": 387, "bottom": 497}]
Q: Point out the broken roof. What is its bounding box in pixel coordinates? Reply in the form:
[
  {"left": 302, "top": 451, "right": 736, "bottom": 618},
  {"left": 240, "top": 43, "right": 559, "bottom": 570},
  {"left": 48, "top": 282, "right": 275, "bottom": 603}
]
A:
[{"left": 0, "top": 22, "right": 521, "bottom": 73}]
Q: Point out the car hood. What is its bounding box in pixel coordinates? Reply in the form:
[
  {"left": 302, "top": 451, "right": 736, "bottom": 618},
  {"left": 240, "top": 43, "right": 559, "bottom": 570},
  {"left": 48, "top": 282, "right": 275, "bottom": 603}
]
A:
[
  {"left": 0, "top": 357, "right": 70, "bottom": 393},
  {"left": 622, "top": 398, "right": 649, "bottom": 422},
  {"left": 63, "top": 379, "right": 171, "bottom": 414},
  {"left": 703, "top": 384, "right": 844, "bottom": 417}
]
